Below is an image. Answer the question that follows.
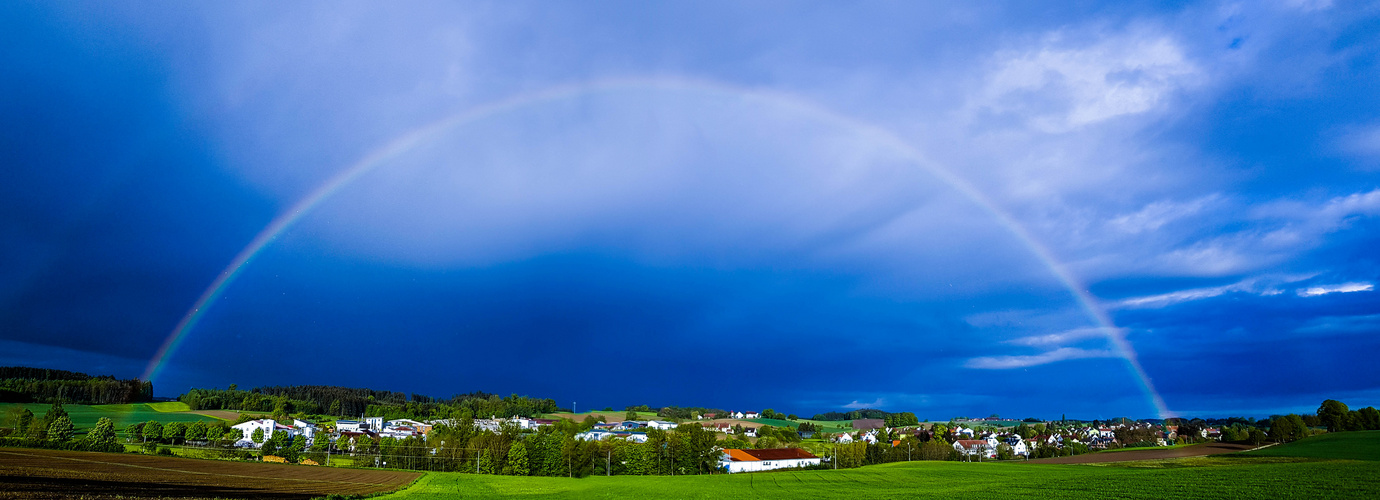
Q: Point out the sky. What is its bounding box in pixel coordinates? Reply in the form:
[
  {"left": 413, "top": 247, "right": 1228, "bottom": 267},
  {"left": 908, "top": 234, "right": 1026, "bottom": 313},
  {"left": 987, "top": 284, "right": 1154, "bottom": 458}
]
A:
[{"left": 2, "top": 0, "right": 1378, "bottom": 420}]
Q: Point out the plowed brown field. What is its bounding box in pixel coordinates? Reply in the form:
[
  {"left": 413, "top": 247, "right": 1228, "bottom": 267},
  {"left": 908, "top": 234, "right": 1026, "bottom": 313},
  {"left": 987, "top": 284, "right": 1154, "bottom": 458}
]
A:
[
  {"left": 1026, "top": 442, "right": 1258, "bottom": 464},
  {"left": 0, "top": 448, "right": 420, "bottom": 499}
]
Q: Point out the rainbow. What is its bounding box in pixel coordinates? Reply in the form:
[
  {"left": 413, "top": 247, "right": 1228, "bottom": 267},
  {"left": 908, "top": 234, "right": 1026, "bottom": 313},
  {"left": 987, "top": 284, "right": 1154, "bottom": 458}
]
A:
[{"left": 142, "top": 77, "right": 1172, "bottom": 419}]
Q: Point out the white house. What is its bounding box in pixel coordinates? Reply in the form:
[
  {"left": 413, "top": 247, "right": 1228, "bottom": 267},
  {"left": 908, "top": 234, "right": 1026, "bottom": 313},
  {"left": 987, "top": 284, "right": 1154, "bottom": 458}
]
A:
[
  {"left": 731, "top": 411, "right": 745, "bottom": 419},
  {"left": 953, "top": 439, "right": 996, "bottom": 459},
  {"left": 387, "top": 419, "right": 427, "bottom": 430},
  {"left": 576, "top": 429, "right": 613, "bottom": 441},
  {"left": 1002, "top": 436, "right": 1029, "bottom": 457},
  {"left": 335, "top": 420, "right": 365, "bottom": 433},
  {"left": 231, "top": 419, "right": 296, "bottom": 448},
  {"left": 720, "top": 448, "right": 821, "bottom": 473},
  {"left": 744, "top": 412, "right": 760, "bottom": 419},
  {"left": 645, "top": 420, "right": 677, "bottom": 430},
  {"left": 833, "top": 433, "right": 853, "bottom": 444},
  {"left": 614, "top": 432, "right": 649, "bottom": 443},
  {"left": 364, "top": 417, "right": 384, "bottom": 432}
]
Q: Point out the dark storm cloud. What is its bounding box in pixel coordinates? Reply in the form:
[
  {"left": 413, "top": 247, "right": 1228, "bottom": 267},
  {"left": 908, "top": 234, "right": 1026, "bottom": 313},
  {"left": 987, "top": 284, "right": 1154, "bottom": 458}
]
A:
[
  {"left": 0, "top": 2, "right": 273, "bottom": 364},
  {"left": 3, "top": 1, "right": 1379, "bottom": 419}
]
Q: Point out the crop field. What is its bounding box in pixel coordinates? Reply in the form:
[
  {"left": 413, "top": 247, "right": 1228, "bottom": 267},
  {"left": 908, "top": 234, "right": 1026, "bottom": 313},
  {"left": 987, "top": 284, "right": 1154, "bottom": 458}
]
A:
[
  {"left": 7, "top": 403, "right": 223, "bottom": 433},
  {"left": 5, "top": 403, "right": 223, "bottom": 436},
  {"left": 0, "top": 447, "right": 420, "bottom": 499},
  {"left": 1241, "top": 430, "right": 1380, "bottom": 461},
  {"left": 373, "top": 457, "right": 1378, "bottom": 499},
  {"left": 1029, "top": 442, "right": 1256, "bottom": 464},
  {"left": 377, "top": 433, "right": 1380, "bottom": 499}
]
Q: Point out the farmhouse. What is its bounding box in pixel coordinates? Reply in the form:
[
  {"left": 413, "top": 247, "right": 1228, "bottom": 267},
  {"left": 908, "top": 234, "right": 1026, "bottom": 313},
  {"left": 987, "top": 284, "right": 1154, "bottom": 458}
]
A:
[
  {"left": 719, "top": 448, "right": 821, "bottom": 473},
  {"left": 954, "top": 439, "right": 996, "bottom": 459}
]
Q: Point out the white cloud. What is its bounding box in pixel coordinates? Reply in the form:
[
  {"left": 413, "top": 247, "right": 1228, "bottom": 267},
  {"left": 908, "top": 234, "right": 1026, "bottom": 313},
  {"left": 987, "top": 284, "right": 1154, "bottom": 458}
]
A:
[
  {"left": 1007, "top": 327, "right": 1109, "bottom": 346},
  {"left": 1295, "top": 314, "right": 1380, "bottom": 334},
  {"left": 1108, "top": 195, "right": 1219, "bottom": 234},
  {"left": 842, "top": 398, "right": 886, "bottom": 410},
  {"left": 965, "top": 347, "right": 1118, "bottom": 369},
  {"left": 1114, "top": 276, "right": 1292, "bottom": 309},
  {"left": 1281, "top": 0, "right": 1333, "bottom": 12},
  {"left": 979, "top": 30, "right": 1200, "bottom": 132},
  {"left": 1337, "top": 125, "right": 1380, "bottom": 166},
  {"left": 1297, "top": 282, "right": 1374, "bottom": 297}
]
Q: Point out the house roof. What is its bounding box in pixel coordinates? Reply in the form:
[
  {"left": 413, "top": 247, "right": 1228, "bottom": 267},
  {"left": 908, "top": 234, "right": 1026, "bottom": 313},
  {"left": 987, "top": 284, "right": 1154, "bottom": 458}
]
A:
[
  {"left": 723, "top": 449, "right": 759, "bottom": 461},
  {"left": 723, "top": 448, "right": 820, "bottom": 461},
  {"left": 955, "top": 440, "right": 989, "bottom": 448},
  {"left": 852, "top": 419, "right": 885, "bottom": 429}
]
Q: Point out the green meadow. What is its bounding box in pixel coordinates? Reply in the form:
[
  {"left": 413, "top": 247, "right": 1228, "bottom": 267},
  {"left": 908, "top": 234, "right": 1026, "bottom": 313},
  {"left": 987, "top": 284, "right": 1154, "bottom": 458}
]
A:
[
  {"left": 6, "top": 402, "right": 222, "bottom": 436},
  {"left": 1240, "top": 430, "right": 1380, "bottom": 461},
  {"left": 375, "top": 432, "right": 1380, "bottom": 499}
]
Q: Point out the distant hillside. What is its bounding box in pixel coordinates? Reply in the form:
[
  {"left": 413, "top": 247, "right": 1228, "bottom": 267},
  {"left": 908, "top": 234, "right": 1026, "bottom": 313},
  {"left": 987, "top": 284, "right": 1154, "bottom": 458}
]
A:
[
  {"left": 0, "top": 366, "right": 152, "bottom": 404},
  {"left": 1242, "top": 430, "right": 1380, "bottom": 461}
]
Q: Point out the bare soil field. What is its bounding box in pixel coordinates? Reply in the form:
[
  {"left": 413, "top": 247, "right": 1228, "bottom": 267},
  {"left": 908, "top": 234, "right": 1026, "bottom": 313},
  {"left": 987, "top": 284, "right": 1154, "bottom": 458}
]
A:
[
  {"left": 190, "top": 409, "right": 244, "bottom": 421},
  {"left": 0, "top": 447, "right": 420, "bottom": 499},
  {"left": 1027, "top": 442, "right": 1258, "bottom": 464}
]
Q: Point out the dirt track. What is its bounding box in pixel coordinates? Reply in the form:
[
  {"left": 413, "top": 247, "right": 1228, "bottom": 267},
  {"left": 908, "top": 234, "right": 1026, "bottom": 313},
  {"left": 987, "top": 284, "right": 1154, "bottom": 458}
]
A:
[
  {"left": 0, "top": 447, "right": 419, "bottom": 499},
  {"left": 1026, "top": 442, "right": 1258, "bottom": 464}
]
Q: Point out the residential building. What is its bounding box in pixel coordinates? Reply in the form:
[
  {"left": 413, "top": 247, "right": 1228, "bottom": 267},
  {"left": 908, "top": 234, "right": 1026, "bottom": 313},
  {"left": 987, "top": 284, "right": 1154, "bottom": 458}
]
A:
[{"left": 720, "top": 448, "right": 821, "bottom": 473}]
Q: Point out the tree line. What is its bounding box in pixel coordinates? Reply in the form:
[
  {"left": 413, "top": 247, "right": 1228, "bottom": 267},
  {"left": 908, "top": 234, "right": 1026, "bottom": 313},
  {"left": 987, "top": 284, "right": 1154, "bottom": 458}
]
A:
[
  {"left": 0, "top": 366, "right": 152, "bottom": 404},
  {"left": 180, "top": 385, "right": 559, "bottom": 421}
]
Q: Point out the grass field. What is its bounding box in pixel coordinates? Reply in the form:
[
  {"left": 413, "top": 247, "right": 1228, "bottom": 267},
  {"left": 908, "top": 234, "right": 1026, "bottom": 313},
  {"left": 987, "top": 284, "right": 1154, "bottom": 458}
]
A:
[
  {"left": 373, "top": 456, "right": 1379, "bottom": 499},
  {"left": 375, "top": 432, "right": 1380, "bottom": 499},
  {"left": 5, "top": 403, "right": 223, "bottom": 436},
  {"left": 1240, "top": 430, "right": 1380, "bottom": 461}
]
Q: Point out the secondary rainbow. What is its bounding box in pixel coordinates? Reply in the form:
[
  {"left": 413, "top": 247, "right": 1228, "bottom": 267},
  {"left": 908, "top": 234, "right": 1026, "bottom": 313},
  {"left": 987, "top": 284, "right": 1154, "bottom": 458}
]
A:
[{"left": 142, "top": 77, "right": 1173, "bottom": 419}]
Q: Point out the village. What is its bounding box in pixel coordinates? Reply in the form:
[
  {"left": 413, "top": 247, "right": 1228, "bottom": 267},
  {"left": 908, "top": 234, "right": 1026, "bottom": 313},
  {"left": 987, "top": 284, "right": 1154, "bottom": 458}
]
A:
[{"left": 227, "top": 411, "right": 1225, "bottom": 472}]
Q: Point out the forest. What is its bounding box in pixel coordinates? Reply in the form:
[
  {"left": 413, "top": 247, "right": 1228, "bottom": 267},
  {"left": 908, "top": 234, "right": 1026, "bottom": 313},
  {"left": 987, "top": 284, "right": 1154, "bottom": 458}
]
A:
[{"left": 0, "top": 367, "right": 153, "bottom": 404}]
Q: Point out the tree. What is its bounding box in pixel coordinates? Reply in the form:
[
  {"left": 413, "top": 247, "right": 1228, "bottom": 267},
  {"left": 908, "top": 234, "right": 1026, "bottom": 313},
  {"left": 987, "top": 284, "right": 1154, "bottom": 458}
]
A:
[
  {"left": 1014, "top": 423, "right": 1036, "bottom": 439},
  {"left": 86, "top": 417, "right": 118, "bottom": 451},
  {"left": 1358, "top": 407, "right": 1380, "bottom": 431},
  {"left": 185, "top": 421, "right": 207, "bottom": 443},
  {"left": 996, "top": 443, "right": 1014, "bottom": 460},
  {"left": 47, "top": 416, "right": 74, "bottom": 442},
  {"left": 126, "top": 422, "right": 144, "bottom": 443},
  {"left": 41, "top": 400, "right": 68, "bottom": 430},
  {"left": 1318, "top": 400, "right": 1350, "bottom": 432},
  {"left": 251, "top": 427, "right": 265, "bottom": 445},
  {"left": 1269, "top": 414, "right": 1308, "bottom": 443},
  {"left": 283, "top": 435, "right": 305, "bottom": 463},
  {"left": 1247, "top": 427, "right": 1266, "bottom": 446},
  {"left": 625, "top": 410, "right": 639, "bottom": 422},
  {"left": 329, "top": 399, "right": 342, "bottom": 416},
  {"left": 223, "top": 428, "right": 243, "bottom": 445},
  {"left": 507, "top": 441, "right": 530, "bottom": 476},
  {"left": 205, "top": 424, "right": 224, "bottom": 445},
  {"left": 143, "top": 421, "right": 163, "bottom": 444},
  {"left": 162, "top": 422, "right": 186, "bottom": 445},
  {"left": 8, "top": 407, "right": 35, "bottom": 436}
]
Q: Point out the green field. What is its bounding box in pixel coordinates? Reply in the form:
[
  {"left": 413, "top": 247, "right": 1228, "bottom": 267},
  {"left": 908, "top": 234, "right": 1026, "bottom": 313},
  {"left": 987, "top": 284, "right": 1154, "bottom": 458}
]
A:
[
  {"left": 5, "top": 403, "right": 222, "bottom": 436},
  {"left": 374, "top": 457, "right": 1378, "bottom": 499},
  {"left": 1240, "top": 430, "right": 1380, "bottom": 461},
  {"left": 375, "top": 432, "right": 1380, "bottom": 499}
]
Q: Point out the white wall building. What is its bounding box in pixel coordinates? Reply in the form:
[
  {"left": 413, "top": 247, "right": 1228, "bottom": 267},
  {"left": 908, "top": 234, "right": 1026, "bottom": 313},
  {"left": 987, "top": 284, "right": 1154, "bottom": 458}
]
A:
[
  {"left": 720, "top": 448, "right": 821, "bottom": 473},
  {"left": 231, "top": 419, "right": 296, "bottom": 448}
]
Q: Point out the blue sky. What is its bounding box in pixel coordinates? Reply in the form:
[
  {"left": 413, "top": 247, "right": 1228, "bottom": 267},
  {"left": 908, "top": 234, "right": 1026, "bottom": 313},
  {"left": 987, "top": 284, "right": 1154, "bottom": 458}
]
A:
[{"left": 2, "top": 0, "right": 1378, "bottom": 419}]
